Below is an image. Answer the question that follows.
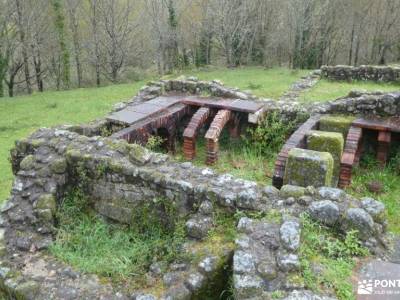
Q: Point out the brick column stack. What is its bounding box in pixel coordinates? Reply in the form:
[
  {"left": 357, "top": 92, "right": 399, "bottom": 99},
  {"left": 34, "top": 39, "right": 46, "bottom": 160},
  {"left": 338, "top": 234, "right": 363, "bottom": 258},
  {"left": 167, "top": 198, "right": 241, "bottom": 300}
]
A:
[
  {"left": 338, "top": 126, "right": 363, "bottom": 188},
  {"left": 182, "top": 107, "right": 212, "bottom": 160},
  {"left": 205, "top": 109, "right": 232, "bottom": 165}
]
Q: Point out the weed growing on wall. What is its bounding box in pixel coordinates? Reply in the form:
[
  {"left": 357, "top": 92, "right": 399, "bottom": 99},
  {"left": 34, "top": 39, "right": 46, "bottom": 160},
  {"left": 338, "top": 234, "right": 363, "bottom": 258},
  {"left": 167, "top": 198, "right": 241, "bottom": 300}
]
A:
[
  {"left": 299, "top": 214, "right": 368, "bottom": 300},
  {"left": 244, "top": 112, "right": 297, "bottom": 156},
  {"left": 145, "top": 135, "right": 166, "bottom": 152}
]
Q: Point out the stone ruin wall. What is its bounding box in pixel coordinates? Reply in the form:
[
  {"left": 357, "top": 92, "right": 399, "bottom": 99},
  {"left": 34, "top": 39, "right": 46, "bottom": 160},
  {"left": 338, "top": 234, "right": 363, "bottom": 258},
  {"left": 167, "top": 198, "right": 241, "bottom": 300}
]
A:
[
  {"left": 69, "top": 77, "right": 400, "bottom": 142},
  {"left": 321, "top": 65, "right": 400, "bottom": 83},
  {"left": 0, "top": 78, "right": 398, "bottom": 299},
  {"left": 1, "top": 126, "right": 390, "bottom": 299}
]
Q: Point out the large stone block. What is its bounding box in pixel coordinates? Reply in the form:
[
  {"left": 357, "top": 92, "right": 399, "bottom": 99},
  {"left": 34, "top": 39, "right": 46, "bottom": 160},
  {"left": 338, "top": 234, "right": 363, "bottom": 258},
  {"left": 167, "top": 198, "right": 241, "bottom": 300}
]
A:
[
  {"left": 306, "top": 130, "right": 344, "bottom": 186},
  {"left": 284, "top": 148, "right": 334, "bottom": 188},
  {"left": 318, "top": 115, "right": 355, "bottom": 138}
]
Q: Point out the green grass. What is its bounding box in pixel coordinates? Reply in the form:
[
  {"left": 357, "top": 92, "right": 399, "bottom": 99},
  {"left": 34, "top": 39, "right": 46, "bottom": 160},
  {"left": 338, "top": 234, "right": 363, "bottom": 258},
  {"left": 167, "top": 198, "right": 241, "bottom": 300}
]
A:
[
  {"left": 346, "top": 154, "right": 400, "bottom": 234},
  {"left": 300, "top": 79, "right": 400, "bottom": 103},
  {"left": 50, "top": 190, "right": 187, "bottom": 289},
  {"left": 165, "top": 66, "right": 309, "bottom": 99},
  {"left": 299, "top": 214, "right": 369, "bottom": 300},
  {"left": 0, "top": 82, "right": 146, "bottom": 203},
  {"left": 173, "top": 134, "right": 275, "bottom": 186}
]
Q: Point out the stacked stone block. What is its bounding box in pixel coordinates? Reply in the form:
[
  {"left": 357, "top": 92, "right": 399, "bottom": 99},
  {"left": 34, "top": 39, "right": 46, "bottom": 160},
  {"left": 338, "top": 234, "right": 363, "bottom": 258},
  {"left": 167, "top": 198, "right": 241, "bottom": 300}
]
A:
[
  {"left": 284, "top": 148, "right": 334, "bottom": 188},
  {"left": 306, "top": 131, "right": 344, "bottom": 186}
]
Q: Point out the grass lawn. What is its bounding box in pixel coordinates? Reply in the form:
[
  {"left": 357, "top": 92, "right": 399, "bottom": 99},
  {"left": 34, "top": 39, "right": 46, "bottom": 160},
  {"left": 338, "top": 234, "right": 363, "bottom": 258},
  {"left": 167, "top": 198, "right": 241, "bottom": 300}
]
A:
[
  {"left": 165, "top": 66, "right": 309, "bottom": 99},
  {"left": 300, "top": 79, "right": 400, "bottom": 103},
  {"left": 0, "top": 82, "right": 146, "bottom": 203},
  {"left": 173, "top": 135, "right": 275, "bottom": 186}
]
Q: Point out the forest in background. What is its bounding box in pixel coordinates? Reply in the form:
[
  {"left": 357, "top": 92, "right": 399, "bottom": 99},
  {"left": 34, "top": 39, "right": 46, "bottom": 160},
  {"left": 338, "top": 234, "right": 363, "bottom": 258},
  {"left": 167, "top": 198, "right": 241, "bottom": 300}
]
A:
[{"left": 0, "top": 0, "right": 400, "bottom": 97}]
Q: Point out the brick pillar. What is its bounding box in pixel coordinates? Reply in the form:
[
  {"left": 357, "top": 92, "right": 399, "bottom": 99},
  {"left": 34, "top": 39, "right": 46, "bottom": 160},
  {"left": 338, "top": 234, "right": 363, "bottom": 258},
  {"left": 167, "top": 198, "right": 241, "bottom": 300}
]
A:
[
  {"left": 183, "top": 138, "right": 195, "bottom": 160},
  {"left": 228, "top": 113, "right": 242, "bottom": 139},
  {"left": 206, "top": 139, "right": 219, "bottom": 164},
  {"left": 377, "top": 131, "right": 391, "bottom": 167},
  {"left": 338, "top": 126, "right": 363, "bottom": 188},
  {"left": 338, "top": 163, "right": 353, "bottom": 188},
  {"left": 205, "top": 109, "right": 232, "bottom": 165},
  {"left": 182, "top": 107, "right": 212, "bottom": 160}
]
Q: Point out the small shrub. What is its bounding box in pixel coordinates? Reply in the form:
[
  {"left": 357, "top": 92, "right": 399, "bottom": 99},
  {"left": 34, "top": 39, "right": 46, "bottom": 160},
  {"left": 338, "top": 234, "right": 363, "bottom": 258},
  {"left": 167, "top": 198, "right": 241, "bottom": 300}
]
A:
[
  {"left": 244, "top": 112, "right": 296, "bottom": 156},
  {"left": 145, "top": 135, "right": 165, "bottom": 152}
]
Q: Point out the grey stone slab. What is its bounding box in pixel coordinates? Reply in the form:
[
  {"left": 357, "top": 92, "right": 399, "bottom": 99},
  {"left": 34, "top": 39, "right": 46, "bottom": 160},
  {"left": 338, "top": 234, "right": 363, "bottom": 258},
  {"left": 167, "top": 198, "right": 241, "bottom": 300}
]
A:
[
  {"left": 107, "top": 109, "right": 147, "bottom": 125},
  {"left": 147, "top": 96, "right": 185, "bottom": 107},
  {"left": 229, "top": 99, "right": 264, "bottom": 113},
  {"left": 126, "top": 103, "right": 163, "bottom": 115}
]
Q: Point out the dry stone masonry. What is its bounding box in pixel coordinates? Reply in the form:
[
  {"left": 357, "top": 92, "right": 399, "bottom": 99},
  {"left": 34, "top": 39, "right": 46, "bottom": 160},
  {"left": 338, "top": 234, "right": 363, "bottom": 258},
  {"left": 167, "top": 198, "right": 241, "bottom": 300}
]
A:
[
  {"left": 321, "top": 65, "right": 400, "bottom": 83},
  {"left": 0, "top": 74, "right": 398, "bottom": 299}
]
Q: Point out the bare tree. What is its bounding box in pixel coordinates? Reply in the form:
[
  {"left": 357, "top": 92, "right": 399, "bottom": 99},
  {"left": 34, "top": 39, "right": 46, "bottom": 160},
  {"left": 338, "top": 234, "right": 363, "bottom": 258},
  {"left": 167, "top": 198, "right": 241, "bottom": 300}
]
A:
[
  {"left": 66, "top": 0, "right": 83, "bottom": 87},
  {"left": 98, "top": 0, "right": 137, "bottom": 82},
  {"left": 14, "top": 0, "right": 32, "bottom": 94},
  {"left": 87, "top": 0, "right": 102, "bottom": 86}
]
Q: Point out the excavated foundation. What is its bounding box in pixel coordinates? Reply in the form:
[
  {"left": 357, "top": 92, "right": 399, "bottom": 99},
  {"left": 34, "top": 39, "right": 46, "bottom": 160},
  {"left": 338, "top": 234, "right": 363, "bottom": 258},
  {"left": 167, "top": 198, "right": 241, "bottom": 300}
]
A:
[{"left": 0, "top": 76, "right": 398, "bottom": 299}]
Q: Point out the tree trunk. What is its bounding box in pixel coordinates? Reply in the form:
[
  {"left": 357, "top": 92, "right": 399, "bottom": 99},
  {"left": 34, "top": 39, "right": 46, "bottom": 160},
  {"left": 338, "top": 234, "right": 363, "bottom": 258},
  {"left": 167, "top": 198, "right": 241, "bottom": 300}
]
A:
[
  {"left": 0, "top": 56, "right": 6, "bottom": 98},
  {"left": 354, "top": 37, "right": 361, "bottom": 66},
  {"left": 90, "top": 0, "right": 101, "bottom": 87},
  {"left": 33, "top": 56, "right": 43, "bottom": 92},
  {"left": 52, "top": 0, "right": 70, "bottom": 89},
  {"left": 7, "top": 81, "right": 13, "bottom": 97},
  {"left": 348, "top": 22, "right": 355, "bottom": 65},
  {"left": 67, "top": 2, "right": 82, "bottom": 87},
  {"left": 15, "top": 0, "right": 32, "bottom": 94}
]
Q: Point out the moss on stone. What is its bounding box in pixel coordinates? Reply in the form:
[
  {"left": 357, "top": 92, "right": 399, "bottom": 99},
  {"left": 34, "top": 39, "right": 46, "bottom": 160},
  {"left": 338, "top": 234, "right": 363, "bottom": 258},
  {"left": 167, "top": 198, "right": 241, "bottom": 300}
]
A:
[
  {"left": 318, "top": 115, "right": 355, "bottom": 138},
  {"left": 14, "top": 280, "right": 40, "bottom": 300},
  {"left": 30, "top": 139, "right": 44, "bottom": 148},
  {"left": 306, "top": 131, "right": 344, "bottom": 186},
  {"left": 50, "top": 158, "right": 67, "bottom": 174},
  {"left": 65, "top": 149, "right": 83, "bottom": 163},
  {"left": 107, "top": 159, "right": 124, "bottom": 173},
  {"left": 280, "top": 185, "right": 306, "bottom": 199},
  {"left": 19, "top": 155, "right": 36, "bottom": 171},
  {"left": 284, "top": 148, "right": 334, "bottom": 188},
  {"left": 15, "top": 138, "right": 29, "bottom": 153},
  {"left": 35, "top": 194, "right": 57, "bottom": 214},
  {"left": 107, "top": 140, "right": 130, "bottom": 155},
  {"left": 129, "top": 144, "right": 152, "bottom": 165}
]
